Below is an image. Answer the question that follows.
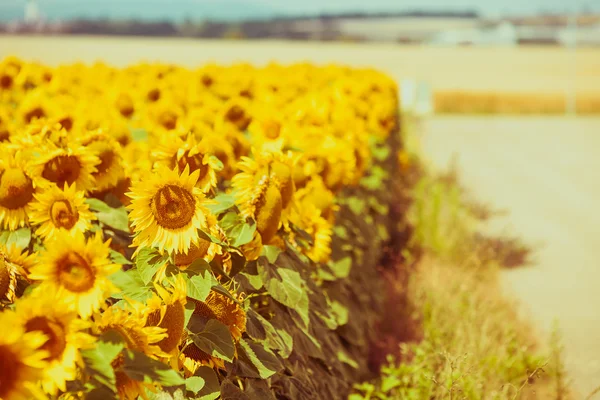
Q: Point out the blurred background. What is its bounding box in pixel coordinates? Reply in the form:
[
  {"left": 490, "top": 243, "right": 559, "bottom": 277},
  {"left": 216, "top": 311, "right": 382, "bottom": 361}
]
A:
[{"left": 1, "top": 0, "right": 600, "bottom": 115}]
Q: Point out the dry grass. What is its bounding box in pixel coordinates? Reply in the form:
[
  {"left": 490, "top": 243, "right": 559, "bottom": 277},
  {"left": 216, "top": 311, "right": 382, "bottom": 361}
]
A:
[{"left": 434, "top": 91, "right": 600, "bottom": 115}]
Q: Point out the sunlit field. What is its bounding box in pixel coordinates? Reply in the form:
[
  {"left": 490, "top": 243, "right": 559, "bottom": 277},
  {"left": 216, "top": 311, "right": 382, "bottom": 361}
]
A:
[{"left": 1, "top": 35, "right": 599, "bottom": 399}]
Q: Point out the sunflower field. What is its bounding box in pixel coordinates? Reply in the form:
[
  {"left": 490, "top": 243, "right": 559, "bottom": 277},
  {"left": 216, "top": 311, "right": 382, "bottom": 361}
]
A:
[{"left": 0, "top": 56, "right": 407, "bottom": 400}]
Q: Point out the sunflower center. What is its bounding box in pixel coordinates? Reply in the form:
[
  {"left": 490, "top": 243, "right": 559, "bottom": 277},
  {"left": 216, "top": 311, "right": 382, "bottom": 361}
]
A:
[
  {"left": 58, "top": 116, "right": 73, "bottom": 132},
  {"left": 0, "top": 344, "right": 20, "bottom": 398},
  {"left": 0, "top": 127, "right": 9, "bottom": 142},
  {"left": 158, "top": 110, "right": 177, "bottom": 130},
  {"left": 0, "top": 74, "right": 13, "bottom": 90},
  {"left": 0, "top": 168, "right": 34, "bottom": 210},
  {"left": 151, "top": 184, "right": 196, "bottom": 230},
  {"left": 57, "top": 252, "right": 96, "bottom": 293},
  {"left": 24, "top": 107, "right": 46, "bottom": 123},
  {"left": 172, "top": 151, "right": 209, "bottom": 182},
  {"left": 225, "top": 105, "right": 251, "bottom": 130},
  {"left": 0, "top": 259, "right": 12, "bottom": 300},
  {"left": 50, "top": 199, "right": 79, "bottom": 230},
  {"left": 147, "top": 89, "right": 160, "bottom": 102},
  {"left": 263, "top": 120, "right": 281, "bottom": 139},
  {"left": 24, "top": 316, "right": 67, "bottom": 361},
  {"left": 42, "top": 155, "right": 82, "bottom": 188},
  {"left": 173, "top": 241, "right": 211, "bottom": 268},
  {"left": 116, "top": 94, "right": 134, "bottom": 118},
  {"left": 147, "top": 301, "right": 185, "bottom": 353},
  {"left": 96, "top": 148, "right": 116, "bottom": 176}
]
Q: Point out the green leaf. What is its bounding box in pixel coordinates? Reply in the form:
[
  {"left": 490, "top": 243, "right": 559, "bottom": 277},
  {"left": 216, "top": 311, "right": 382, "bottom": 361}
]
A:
[
  {"left": 81, "top": 330, "right": 125, "bottom": 392},
  {"left": 262, "top": 245, "right": 282, "bottom": 264},
  {"left": 135, "top": 247, "right": 165, "bottom": 285},
  {"left": 329, "top": 256, "right": 352, "bottom": 279},
  {"left": 184, "top": 274, "right": 212, "bottom": 302},
  {"left": 190, "top": 319, "right": 235, "bottom": 363},
  {"left": 330, "top": 299, "right": 349, "bottom": 326},
  {"left": 109, "top": 250, "right": 132, "bottom": 265},
  {"left": 346, "top": 197, "right": 366, "bottom": 215},
  {"left": 131, "top": 128, "right": 148, "bottom": 142},
  {"left": 194, "top": 366, "right": 220, "bottom": 400},
  {"left": 237, "top": 339, "right": 280, "bottom": 379},
  {"left": 86, "top": 198, "right": 130, "bottom": 232},
  {"left": 109, "top": 268, "right": 152, "bottom": 301},
  {"left": 122, "top": 350, "right": 184, "bottom": 387},
  {"left": 197, "top": 229, "right": 227, "bottom": 247},
  {"left": 238, "top": 272, "right": 263, "bottom": 290},
  {"left": 337, "top": 350, "right": 359, "bottom": 369},
  {"left": 219, "top": 211, "right": 256, "bottom": 247},
  {"left": 185, "top": 376, "right": 205, "bottom": 395},
  {"left": 260, "top": 267, "right": 307, "bottom": 316},
  {"left": 0, "top": 228, "right": 31, "bottom": 250},
  {"left": 205, "top": 193, "right": 235, "bottom": 215}
]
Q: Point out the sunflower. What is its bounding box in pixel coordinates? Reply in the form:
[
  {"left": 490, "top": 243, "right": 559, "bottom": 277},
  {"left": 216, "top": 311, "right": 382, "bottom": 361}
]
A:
[
  {"left": 127, "top": 166, "right": 213, "bottom": 255},
  {"left": 95, "top": 304, "right": 167, "bottom": 400},
  {"left": 30, "top": 142, "right": 99, "bottom": 193},
  {"left": 0, "top": 151, "right": 38, "bottom": 231},
  {"left": 290, "top": 204, "right": 333, "bottom": 264},
  {"left": 152, "top": 134, "right": 220, "bottom": 193},
  {"left": 0, "top": 247, "right": 18, "bottom": 303},
  {"left": 29, "top": 182, "right": 96, "bottom": 240},
  {"left": 181, "top": 289, "right": 246, "bottom": 375},
  {"left": 143, "top": 275, "right": 187, "bottom": 360},
  {"left": 2, "top": 244, "right": 37, "bottom": 277},
  {"left": 214, "top": 97, "right": 252, "bottom": 132},
  {"left": 294, "top": 176, "right": 338, "bottom": 223},
  {"left": 0, "top": 310, "right": 48, "bottom": 400},
  {"left": 15, "top": 293, "right": 95, "bottom": 396},
  {"left": 17, "top": 89, "right": 53, "bottom": 124},
  {"left": 78, "top": 130, "right": 125, "bottom": 192},
  {"left": 232, "top": 149, "right": 298, "bottom": 244},
  {"left": 28, "top": 231, "right": 120, "bottom": 318}
]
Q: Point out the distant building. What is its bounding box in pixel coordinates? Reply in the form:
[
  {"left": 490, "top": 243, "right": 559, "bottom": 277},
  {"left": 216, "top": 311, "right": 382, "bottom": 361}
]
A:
[{"left": 430, "top": 21, "right": 517, "bottom": 46}]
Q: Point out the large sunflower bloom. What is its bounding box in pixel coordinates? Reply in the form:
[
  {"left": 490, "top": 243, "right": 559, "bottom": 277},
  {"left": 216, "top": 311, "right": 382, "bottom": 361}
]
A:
[
  {"left": 30, "top": 142, "right": 99, "bottom": 192},
  {"left": 78, "top": 130, "right": 125, "bottom": 192},
  {"left": 28, "top": 231, "right": 120, "bottom": 318},
  {"left": 152, "top": 134, "right": 220, "bottom": 194},
  {"left": 15, "top": 293, "right": 95, "bottom": 396},
  {"left": 0, "top": 246, "right": 19, "bottom": 303},
  {"left": 127, "top": 166, "right": 213, "bottom": 255},
  {"left": 28, "top": 182, "right": 96, "bottom": 240},
  {"left": 0, "top": 309, "right": 48, "bottom": 400},
  {"left": 0, "top": 151, "right": 38, "bottom": 230}
]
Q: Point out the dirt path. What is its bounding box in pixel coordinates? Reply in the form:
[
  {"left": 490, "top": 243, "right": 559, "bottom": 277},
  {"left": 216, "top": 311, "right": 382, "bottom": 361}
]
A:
[{"left": 420, "top": 116, "right": 600, "bottom": 397}]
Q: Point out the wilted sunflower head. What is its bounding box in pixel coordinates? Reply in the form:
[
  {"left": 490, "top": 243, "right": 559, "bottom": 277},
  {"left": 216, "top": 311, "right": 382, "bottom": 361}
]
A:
[
  {"left": 2, "top": 244, "right": 37, "bottom": 278},
  {"left": 29, "top": 182, "right": 96, "bottom": 240},
  {"left": 15, "top": 292, "right": 95, "bottom": 396},
  {"left": 0, "top": 309, "right": 49, "bottom": 400},
  {"left": 28, "top": 230, "right": 120, "bottom": 318},
  {"left": 0, "top": 151, "right": 37, "bottom": 231},
  {"left": 31, "top": 141, "right": 100, "bottom": 193}
]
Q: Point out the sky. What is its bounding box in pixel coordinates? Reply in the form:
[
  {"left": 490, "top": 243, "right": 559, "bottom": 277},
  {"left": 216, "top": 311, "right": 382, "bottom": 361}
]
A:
[{"left": 0, "top": 0, "right": 598, "bottom": 22}]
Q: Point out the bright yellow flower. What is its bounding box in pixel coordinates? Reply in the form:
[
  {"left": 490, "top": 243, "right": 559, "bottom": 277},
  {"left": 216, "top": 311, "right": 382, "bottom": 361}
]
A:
[
  {"left": 15, "top": 293, "right": 95, "bottom": 396},
  {"left": 29, "top": 231, "right": 120, "bottom": 318},
  {"left": 0, "top": 150, "right": 38, "bottom": 230},
  {"left": 127, "top": 166, "right": 213, "bottom": 255},
  {"left": 30, "top": 142, "right": 99, "bottom": 192},
  {"left": 0, "top": 309, "right": 49, "bottom": 400},
  {"left": 29, "top": 182, "right": 96, "bottom": 240}
]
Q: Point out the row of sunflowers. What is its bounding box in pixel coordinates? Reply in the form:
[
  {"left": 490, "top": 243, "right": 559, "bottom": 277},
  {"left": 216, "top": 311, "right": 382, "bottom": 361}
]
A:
[{"left": 0, "top": 56, "right": 399, "bottom": 400}]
